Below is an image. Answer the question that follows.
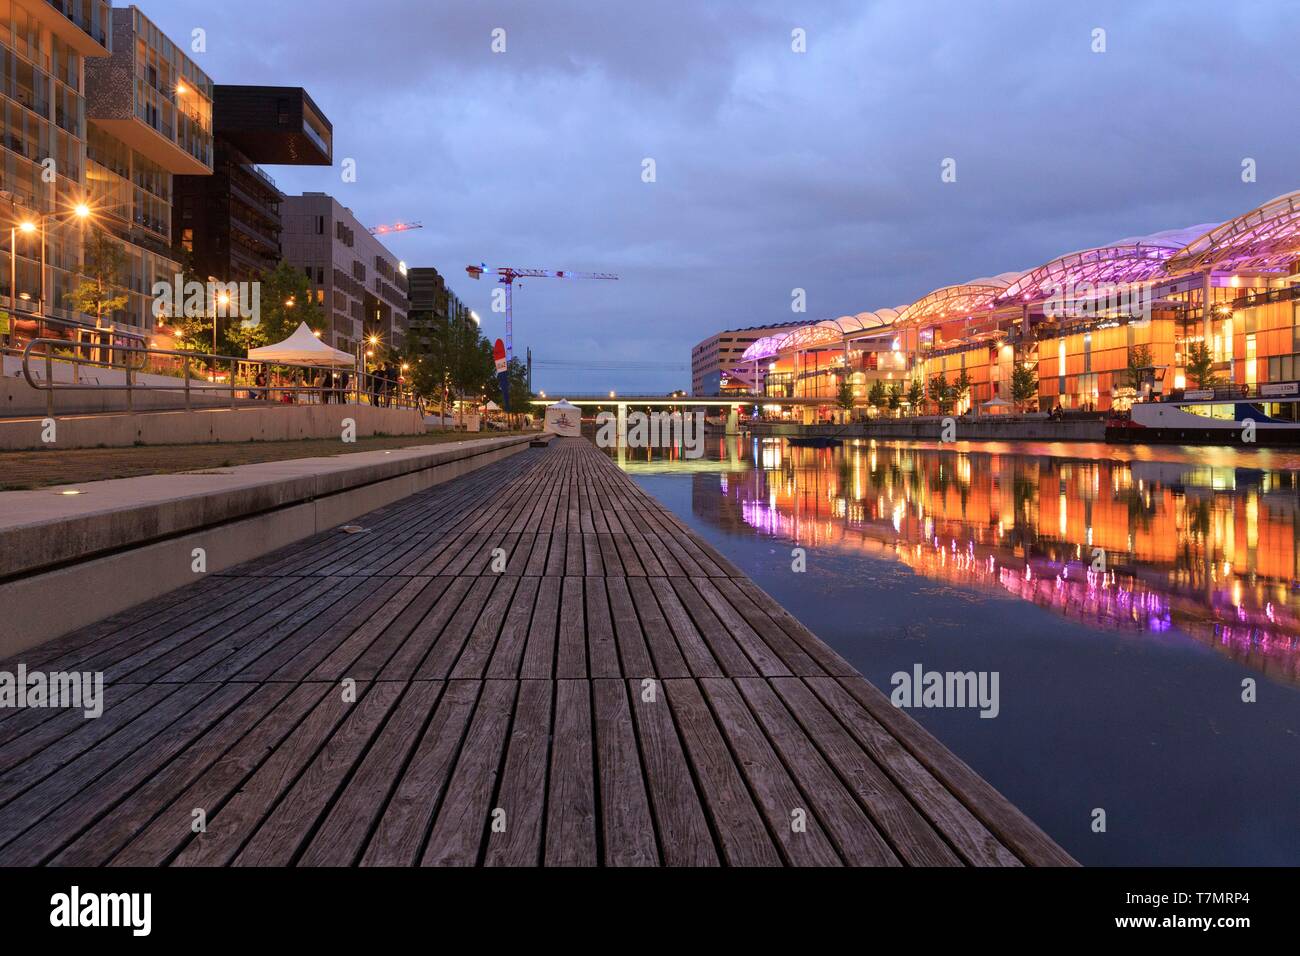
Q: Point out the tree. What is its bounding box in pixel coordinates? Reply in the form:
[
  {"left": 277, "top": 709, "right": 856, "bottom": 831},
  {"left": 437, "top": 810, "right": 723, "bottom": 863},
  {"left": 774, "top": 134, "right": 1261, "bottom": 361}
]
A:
[
  {"left": 836, "top": 376, "right": 855, "bottom": 416},
  {"left": 257, "top": 261, "right": 325, "bottom": 347},
  {"left": 954, "top": 368, "right": 973, "bottom": 411},
  {"left": 1125, "top": 344, "right": 1153, "bottom": 390},
  {"left": 1011, "top": 362, "right": 1039, "bottom": 411},
  {"left": 1184, "top": 341, "right": 1219, "bottom": 389},
  {"left": 928, "top": 372, "right": 955, "bottom": 414},
  {"left": 905, "top": 378, "right": 925, "bottom": 415},
  {"left": 65, "top": 226, "right": 128, "bottom": 324},
  {"left": 887, "top": 384, "right": 902, "bottom": 414},
  {"left": 868, "top": 379, "right": 888, "bottom": 412},
  {"left": 485, "top": 356, "right": 533, "bottom": 420}
]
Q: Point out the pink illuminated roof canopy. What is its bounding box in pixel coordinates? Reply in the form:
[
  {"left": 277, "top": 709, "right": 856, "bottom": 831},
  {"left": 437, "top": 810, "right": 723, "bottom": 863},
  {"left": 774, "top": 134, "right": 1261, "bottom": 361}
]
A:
[
  {"left": 898, "top": 273, "right": 1023, "bottom": 327},
  {"left": 1166, "top": 190, "right": 1300, "bottom": 273},
  {"left": 996, "top": 225, "right": 1216, "bottom": 304}
]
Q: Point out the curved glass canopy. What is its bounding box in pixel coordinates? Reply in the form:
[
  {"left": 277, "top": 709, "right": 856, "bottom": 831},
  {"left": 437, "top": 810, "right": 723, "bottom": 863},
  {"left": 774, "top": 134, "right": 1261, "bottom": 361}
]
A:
[{"left": 1166, "top": 191, "right": 1300, "bottom": 273}]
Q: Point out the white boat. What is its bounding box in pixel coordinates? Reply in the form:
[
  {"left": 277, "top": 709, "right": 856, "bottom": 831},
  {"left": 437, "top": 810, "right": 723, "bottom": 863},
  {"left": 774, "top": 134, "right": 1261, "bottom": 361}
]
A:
[{"left": 1107, "top": 382, "right": 1300, "bottom": 445}]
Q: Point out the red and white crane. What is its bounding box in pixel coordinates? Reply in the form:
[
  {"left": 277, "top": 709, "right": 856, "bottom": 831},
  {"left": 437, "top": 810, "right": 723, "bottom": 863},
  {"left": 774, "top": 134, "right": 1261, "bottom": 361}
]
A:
[
  {"left": 368, "top": 221, "right": 423, "bottom": 236},
  {"left": 465, "top": 264, "right": 619, "bottom": 365}
]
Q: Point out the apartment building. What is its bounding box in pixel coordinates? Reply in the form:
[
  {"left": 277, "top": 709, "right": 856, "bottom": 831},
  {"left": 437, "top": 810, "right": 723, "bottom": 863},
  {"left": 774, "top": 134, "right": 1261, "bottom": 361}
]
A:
[
  {"left": 85, "top": 4, "right": 213, "bottom": 330},
  {"left": 173, "top": 85, "right": 333, "bottom": 283},
  {"left": 406, "top": 264, "right": 477, "bottom": 352},
  {"left": 691, "top": 320, "right": 817, "bottom": 395},
  {"left": 281, "top": 192, "right": 409, "bottom": 356},
  {"left": 0, "top": 0, "right": 112, "bottom": 329}
]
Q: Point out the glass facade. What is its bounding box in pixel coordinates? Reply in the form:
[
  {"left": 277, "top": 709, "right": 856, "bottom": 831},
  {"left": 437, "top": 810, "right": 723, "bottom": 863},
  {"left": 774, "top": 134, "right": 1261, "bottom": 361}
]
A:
[{"left": 0, "top": 0, "right": 99, "bottom": 323}]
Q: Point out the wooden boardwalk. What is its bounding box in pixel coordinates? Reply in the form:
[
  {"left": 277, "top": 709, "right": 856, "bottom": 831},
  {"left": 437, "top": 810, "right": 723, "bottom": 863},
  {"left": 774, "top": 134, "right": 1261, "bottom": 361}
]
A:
[{"left": 0, "top": 438, "right": 1073, "bottom": 866}]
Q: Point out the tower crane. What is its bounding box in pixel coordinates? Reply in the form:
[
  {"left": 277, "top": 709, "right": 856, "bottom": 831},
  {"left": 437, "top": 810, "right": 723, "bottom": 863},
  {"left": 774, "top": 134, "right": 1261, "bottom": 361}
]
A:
[
  {"left": 368, "top": 221, "right": 423, "bottom": 236},
  {"left": 465, "top": 264, "right": 619, "bottom": 366}
]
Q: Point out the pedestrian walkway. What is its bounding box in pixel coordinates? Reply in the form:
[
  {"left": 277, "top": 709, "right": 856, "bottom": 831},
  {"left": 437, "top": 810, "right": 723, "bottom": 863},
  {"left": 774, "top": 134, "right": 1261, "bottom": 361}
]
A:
[{"left": 0, "top": 438, "right": 1074, "bottom": 866}]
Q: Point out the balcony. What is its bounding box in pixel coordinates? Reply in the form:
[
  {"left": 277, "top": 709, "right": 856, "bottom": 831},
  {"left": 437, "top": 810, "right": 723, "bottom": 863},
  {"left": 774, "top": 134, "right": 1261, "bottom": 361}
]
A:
[
  {"left": 213, "top": 86, "right": 333, "bottom": 166},
  {"left": 40, "top": 1, "right": 112, "bottom": 56}
]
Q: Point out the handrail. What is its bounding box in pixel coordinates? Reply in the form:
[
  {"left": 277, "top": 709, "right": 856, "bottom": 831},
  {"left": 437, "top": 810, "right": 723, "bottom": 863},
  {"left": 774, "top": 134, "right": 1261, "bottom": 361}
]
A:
[{"left": 19, "top": 338, "right": 423, "bottom": 418}]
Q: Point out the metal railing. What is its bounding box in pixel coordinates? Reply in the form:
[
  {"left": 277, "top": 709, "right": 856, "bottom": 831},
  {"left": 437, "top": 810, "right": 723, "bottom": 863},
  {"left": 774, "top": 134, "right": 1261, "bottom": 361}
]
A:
[{"left": 18, "top": 337, "right": 423, "bottom": 418}]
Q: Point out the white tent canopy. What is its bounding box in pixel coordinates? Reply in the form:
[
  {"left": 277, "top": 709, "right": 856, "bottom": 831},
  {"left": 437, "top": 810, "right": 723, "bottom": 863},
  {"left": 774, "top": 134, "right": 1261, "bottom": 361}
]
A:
[
  {"left": 247, "top": 323, "right": 355, "bottom": 367},
  {"left": 544, "top": 400, "right": 582, "bottom": 437}
]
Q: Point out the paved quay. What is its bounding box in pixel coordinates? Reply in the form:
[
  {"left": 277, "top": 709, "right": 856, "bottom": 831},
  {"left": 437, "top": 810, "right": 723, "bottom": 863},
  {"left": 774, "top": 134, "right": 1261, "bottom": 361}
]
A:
[{"left": 0, "top": 437, "right": 1074, "bottom": 866}]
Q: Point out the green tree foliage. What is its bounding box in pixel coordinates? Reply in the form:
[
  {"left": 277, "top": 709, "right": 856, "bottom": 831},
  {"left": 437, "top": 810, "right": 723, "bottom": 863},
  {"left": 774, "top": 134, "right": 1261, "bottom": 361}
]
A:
[
  {"left": 887, "top": 383, "right": 902, "bottom": 412},
  {"left": 867, "top": 379, "right": 888, "bottom": 410},
  {"left": 1125, "top": 344, "right": 1153, "bottom": 390},
  {"left": 1184, "top": 341, "right": 1220, "bottom": 389},
  {"left": 905, "top": 378, "right": 925, "bottom": 414},
  {"left": 928, "top": 371, "right": 955, "bottom": 414},
  {"left": 953, "top": 368, "right": 973, "bottom": 407},
  {"left": 486, "top": 356, "right": 533, "bottom": 414},
  {"left": 1012, "top": 362, "right": 1039, "bottom": 410},
  {"left": 836, "top": 376, "right": 855, "bottom": 412},
  {"left": 257, "top": 261, "right": 325, "bottom": 347},
  {"left": 65, "top": 226, "right": 128, "bottom": 323}
]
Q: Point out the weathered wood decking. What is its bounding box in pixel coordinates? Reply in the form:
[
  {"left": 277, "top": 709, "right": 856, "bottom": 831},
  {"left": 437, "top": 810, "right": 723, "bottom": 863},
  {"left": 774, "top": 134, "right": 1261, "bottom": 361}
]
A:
[{"left": 0, "top": 437, "right": 1073, "bottom": 866}]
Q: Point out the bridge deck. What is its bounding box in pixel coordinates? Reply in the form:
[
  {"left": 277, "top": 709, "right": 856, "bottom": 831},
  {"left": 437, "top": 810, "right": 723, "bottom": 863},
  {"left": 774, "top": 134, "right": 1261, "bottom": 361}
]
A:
[{"left": 0, "top": 438, "right": 1073, "bottom": 866}]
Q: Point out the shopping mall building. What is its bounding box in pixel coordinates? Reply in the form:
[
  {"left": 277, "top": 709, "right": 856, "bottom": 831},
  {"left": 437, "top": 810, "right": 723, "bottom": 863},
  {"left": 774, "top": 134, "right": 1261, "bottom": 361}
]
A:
[{"left": 727, "top": 190, "right": 1300, "bottom": 420}]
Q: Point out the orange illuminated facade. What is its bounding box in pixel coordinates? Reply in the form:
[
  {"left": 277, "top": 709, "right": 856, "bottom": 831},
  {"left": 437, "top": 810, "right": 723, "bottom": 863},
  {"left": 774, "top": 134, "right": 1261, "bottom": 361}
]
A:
[{"left": 733, "top": 192, "right": 1300, "bottom": 416}]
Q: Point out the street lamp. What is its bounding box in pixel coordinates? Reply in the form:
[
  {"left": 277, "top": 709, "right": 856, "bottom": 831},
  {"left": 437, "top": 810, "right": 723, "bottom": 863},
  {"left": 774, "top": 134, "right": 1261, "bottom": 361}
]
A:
[
  {"left": 7, "top": 200, "right": 91, "bottom": 320},
  {"left": 213, "top": 290, "right": 231, "bottom": 357}
]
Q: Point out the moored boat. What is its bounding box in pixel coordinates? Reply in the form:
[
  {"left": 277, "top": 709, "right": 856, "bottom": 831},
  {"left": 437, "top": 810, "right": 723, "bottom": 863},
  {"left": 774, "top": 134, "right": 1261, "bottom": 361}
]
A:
[{"left": 1107, "top": 383, "right": 1300, "bottom": 445}]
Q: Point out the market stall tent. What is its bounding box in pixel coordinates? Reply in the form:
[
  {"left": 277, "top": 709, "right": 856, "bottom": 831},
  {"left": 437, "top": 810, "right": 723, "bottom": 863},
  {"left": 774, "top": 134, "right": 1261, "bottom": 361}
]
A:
[
  {"left": 247, "top": 323, "right": 355, "bottom": 367},
  {"left": 544, "top": 400, "right": 582, "bottom": 437}
]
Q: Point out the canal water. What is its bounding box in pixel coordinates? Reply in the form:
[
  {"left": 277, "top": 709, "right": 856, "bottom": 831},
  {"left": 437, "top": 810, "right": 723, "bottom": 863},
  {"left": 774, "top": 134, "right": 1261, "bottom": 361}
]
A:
[{"left": 610, "top": 435, "right": 1300, "bottom": 866}]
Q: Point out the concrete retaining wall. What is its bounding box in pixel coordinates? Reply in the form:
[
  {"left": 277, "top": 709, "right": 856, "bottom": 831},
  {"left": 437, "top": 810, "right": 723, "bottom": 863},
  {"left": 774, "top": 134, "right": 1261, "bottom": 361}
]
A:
[
  {"left": 0, "top": 402, "right": 425, "bottom": 450},
  {"left": 0, "top": 434, "right": 540, "bottom": 656},
  {"left": 750, "top": 417, "right": 1106, "bottom": 442}
]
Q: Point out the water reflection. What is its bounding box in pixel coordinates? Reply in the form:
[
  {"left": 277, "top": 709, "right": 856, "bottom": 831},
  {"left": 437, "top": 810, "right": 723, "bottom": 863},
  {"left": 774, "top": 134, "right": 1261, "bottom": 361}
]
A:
[{"left": 619, "top": 436, "right": 1300, "bottom": 686}]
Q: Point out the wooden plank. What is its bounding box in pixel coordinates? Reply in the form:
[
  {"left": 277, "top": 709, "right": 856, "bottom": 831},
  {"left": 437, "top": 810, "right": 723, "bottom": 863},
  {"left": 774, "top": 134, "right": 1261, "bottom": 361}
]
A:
[
  {"left": 233, "top": 681, "right": 406, "bottom": 866},
  {"left": 768, "top": 677, "right": 962, "bottom": 866},
  {"left": 483, "top": 679, "right": 552, "bottom": 866},
  {"left": 734, "top": 677, "right": 901, "bottom": 866},
  {"left": 172, "top": 682, "right": 363, "bottom": 866},
  {"left": 0, "top": 437, "right": 1070, "bottom": 868},
  {"left": 50, "top": 683, "right": 295, "bottom": 866},
  {"left": 825, "top": 675, "right": 1075, "bottom": 866},
  {"left": 299, "top": 680, "right": 445, "bottom": 866},
  {"left": 519, "top": 576, "right": 560, "bottom": 679},
  {"left": 361, "top": 680, "right": 480, "bottom": 866},
  {"left": 544, "top": 679, "right": 597, "bottom": 866},
  {"left": 592, "top": 679, "right": 658, "bottom": 866},
  {"left": 625, "top": 679, "right": 718, "bottom": 866},
  {"left": 696, "top": 678, "right": 843, "bottom": 866},
  {"left": 109, "top": 684, "right": 331, "bottom": 866},
  {"left": 422, "top": 680, "right": 517, "bottom": 866},
  {"left": 663, "top": 679, "right": 782, "bottom": 866}
]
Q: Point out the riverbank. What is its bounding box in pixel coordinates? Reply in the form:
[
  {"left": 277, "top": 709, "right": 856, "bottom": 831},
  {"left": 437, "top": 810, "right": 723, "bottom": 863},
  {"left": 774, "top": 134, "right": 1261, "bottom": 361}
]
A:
[{"left": 746, "top": 416, "right": 1105, "bottom": 442}]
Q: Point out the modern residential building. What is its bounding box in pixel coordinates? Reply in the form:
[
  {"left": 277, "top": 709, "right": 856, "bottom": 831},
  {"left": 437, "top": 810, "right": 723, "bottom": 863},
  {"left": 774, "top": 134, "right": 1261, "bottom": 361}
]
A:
[
  {"left": 0, "top": 0, "right": 112, "bottom": 331},
  {"left": 85, "top": 4, "right": 213, "bottom": 330},
  {"left": 406, "top": 265, "right": 477, "bottom": 351},
  {"left": 691, "top": 320, "right": 817, "bottom": 395},
  {"left": 173, "top": 85, "right": 332, "bottom": 283},
  {"left": 280, "top": 192, "right": 409, "bottom": 356},
  {"left": 728, "top": 190, "right": 1300, "bottom": 421}
]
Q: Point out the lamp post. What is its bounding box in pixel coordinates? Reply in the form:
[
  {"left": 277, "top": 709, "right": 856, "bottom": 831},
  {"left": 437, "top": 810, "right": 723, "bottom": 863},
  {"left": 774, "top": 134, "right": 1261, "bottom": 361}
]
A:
[{"left": 7, "top": 201, "right": 91, "bottom": 321}]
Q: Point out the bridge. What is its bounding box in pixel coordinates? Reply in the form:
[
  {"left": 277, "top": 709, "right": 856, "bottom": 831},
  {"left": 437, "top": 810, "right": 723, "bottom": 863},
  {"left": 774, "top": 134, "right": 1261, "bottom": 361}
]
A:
[{"left": 527, "top": 394, "right": 826, "bottom": 434}]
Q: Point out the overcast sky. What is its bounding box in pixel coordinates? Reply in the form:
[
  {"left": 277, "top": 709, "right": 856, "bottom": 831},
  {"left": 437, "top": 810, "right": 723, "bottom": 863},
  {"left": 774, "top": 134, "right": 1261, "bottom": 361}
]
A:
[{"left": 150, "top": 0, "right": 1300, "bottom": 394}]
